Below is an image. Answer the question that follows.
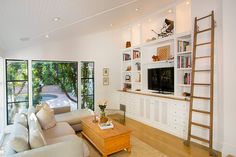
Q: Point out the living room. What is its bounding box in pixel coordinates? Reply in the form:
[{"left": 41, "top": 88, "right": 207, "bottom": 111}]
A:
[{"left": 0, "top": 0, "right": 235, "bottom": 157}]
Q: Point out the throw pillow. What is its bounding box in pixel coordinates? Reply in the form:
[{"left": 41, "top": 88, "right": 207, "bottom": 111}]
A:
[
  {"left": 36, "top": 104, "right": 56, "bottom": 130},
  {"left": 8, "top": 123, "right": 30, "bottom": 152},
  {"left": 28, "top": 113, "right": 47, "bottom": 149},
  {"left": 14, "top": 113, "right": 28, "bottom": 128}
]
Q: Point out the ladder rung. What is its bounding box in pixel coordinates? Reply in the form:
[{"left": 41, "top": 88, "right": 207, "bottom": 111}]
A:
[
  {"left": 195, "top": 56, "right": 211, "bottom": 59},
  {"left": 190, "top": 135, "right": 210, "bottom": 143},
  {"left": 197, "top": 14, "right": 212, "bottom": 21},
  {"left": 197, "top": 28, "right": 212, "bottom": 34},
  {"left": 194, "top": 83, "right": 211, "bottom": 86},
  {"left": 191, "top": 122, "right": 210, "bottom": 129},
  {"left": 196, "top": 42, "right": 212, "bottom": 46},
  {"left": 194, "top": 70, "right": 211, "bottom": 72},
  {"left": 192, "top": 109, "right": 211, "bottom": 114},
  {"left": 192, "top": 96, "right": 210, "bottom": 100}
]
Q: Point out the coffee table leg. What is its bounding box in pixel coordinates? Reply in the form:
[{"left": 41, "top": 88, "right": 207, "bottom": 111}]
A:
[
  {"left": 102, "top": 154, "right": 107, "bottom": 157},
  {"left": 126, "top": 146, "right": 131, "bottom": 153}
]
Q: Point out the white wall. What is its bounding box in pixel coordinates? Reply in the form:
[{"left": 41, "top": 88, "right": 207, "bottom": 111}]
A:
[
  {"left": 4, "top": 30, "right": 122, "bottom": 111},
  {"left": 222, "top": 0, "right": 236, "bottom": 156}
]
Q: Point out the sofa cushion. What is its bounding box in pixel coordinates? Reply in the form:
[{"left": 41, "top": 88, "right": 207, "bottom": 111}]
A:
[
  {"left": 55, "top": 109, "right": 92, "bottom": 125},
  {"left": 43, "top": 122, "right": 75, "bottom": 139},
  {"left": 46, "top": 134, "right": 78, "bottom": 145},
  {"left": 28, "top": 112, "right": 47, "bottom": 149},
  {"left": 14, "top": 113, "right": 28, "bottom": 128},
  {"left": 36, "top": 104, "right": 56, "bottom": 130},
  {"left": 8, "top": 123, "right": 30, "bottom": 152}
]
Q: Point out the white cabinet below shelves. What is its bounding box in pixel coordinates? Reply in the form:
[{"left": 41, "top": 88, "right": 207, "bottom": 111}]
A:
[{"left": 119, "top": 91, "right": 189, "bottom": 139}]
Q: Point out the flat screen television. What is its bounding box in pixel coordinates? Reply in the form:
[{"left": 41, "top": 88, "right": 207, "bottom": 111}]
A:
[{"left": 148, "top": 67, "right": 174, "bottom": 93}]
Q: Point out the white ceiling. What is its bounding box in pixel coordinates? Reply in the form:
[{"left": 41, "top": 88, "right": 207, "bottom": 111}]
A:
[{"left": 0, "top": 0, "right": 176, "bottom": 51}]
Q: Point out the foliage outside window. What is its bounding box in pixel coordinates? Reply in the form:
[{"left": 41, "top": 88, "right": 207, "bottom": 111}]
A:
[
  {"left": 6, "top": 60, "right": 28, "bottom": 124},
  {"left": 81, "top": 62, "right": 94, "bottom": 110},
  {"left": 32, "top": 61, "right": 78, "bottom": 110}
]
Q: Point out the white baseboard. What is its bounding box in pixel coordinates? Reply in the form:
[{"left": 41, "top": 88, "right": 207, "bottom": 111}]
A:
[{"left": 222, "top": 142, "right": 236, "bottom": 157}]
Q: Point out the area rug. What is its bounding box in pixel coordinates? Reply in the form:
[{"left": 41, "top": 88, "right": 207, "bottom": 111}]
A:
[{"left": 80, "top": 134, "right": 168, "bottom": 157}]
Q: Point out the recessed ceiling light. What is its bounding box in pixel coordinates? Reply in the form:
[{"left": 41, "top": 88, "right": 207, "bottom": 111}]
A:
[
  {"left": 135, "top": 8, "right": 139, "bottom": 11},
  {"left": 148, "top": 19, "right": 152, "bottom": 22},
  {"left": 53, "top": 17, "right": 60, "bottom": 22},
  {"left": 168, "top": 9, "right": 172, "bottom": 13},
  {"left": 137, "top": 23, "right": 141, "bottom": 27},
  {"left": 20, "top": 37, "right": 30, "bottom": 42},
  {"left": 186, "top": 1, "right": 190, "bottom": 5},
  {"left": 110, "top": 23, "right": 113, "bottom": 27},
  {"left": 45, "top": 35, "right": 49, "bottom": 38}
]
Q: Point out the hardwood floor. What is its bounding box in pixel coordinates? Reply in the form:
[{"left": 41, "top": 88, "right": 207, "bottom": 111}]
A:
[{"left": 108, "top": 114, "right": 221, "bottom": 157}]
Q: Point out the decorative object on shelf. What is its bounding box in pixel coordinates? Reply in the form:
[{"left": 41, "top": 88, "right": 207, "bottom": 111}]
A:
[
  {"left": 125, "top": 75, "right": 131, "bottom": 82},
  {"left": 126, "top": 66, "right": 131, "bottom": 71},
  {"left": 152, "top": 19, "right": 174, "bottom": 38},
  {"left": 157, "top": 45, "right": 170, "bottom": 61},
  {"left": 152, "top": 55, "right": 160, "bottom": 62},
  {"left": 135, "top": 89, "right": 141, "bottom": 91},
  {"left": 184, "top": 73, "right": 191, "bottom": 84},
  {"left": 123, "top": 83, "right": 132, "bottom": 90},
  {"left": 133, "top": 50, "right": 141, "bottom": 59},
  {"left": 123, "top": 54, "right": 131, "bottom": 61},
  {"left": 182, "top": 92, "right": 190, "bottom": 97},
  {"left": 146, "top": 37, "right": 157, "bottom": 43},
  {"left": 126, "top": 41, "right": 131, "bottom": 48},
  {"left": 98, "top": 99, "right": 108, "bottom": 123},
  {"left": 103, "top": 68, "right": 109, "bottom": 76},
  {"left": 135, "top": 62, "right": 141, "bottom": 71},
  {"left": 103, "top": 77, "right": 109, "bottom": 85}
]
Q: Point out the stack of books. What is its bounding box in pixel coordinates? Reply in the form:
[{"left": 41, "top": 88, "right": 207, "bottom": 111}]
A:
[
  {"left": 184, "top": 73, "right": 191, "bottom": 84},
  {"left": 98, "top": 122, "right": 114, "bottom": 130},
  {"left": 177, "top": 56, "right": 191, "bottom": 68},
  {"left": 178, "top": 40, "right": 190, "bottom": 52},
  {"left": 123, "top": 54, "right": 131, "bottom": 61}
]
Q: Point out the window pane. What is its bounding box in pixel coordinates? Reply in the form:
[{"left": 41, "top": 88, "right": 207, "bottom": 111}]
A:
[
  {"left": 81, "top": 95, "right": 94, "bottom": 110},
  {"left": 7, "top": 102, "right": 28, "bottom": 124},
  {"left": 81, "top": 79, "right": 94, "bottom": 95},
  {"left": 7, "top": 82, "right": 28, "bottom": 102},
  {"left": 6, "top": 60, "right": 28, "bottom": 125},
  {"left": 81, "top": 62, "right": 94, "bottom": 110},
  {"left": 7, "top": 60, "right": 28, "bottom": 81},
  {"left": 81, "top": 62, "right": 94, "bottom": 78},
  {"left": 32, "top": 61, "right": 78, "bottom": 111}
]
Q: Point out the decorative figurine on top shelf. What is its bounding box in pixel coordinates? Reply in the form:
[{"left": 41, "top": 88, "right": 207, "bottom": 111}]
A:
[
  {"left": 152, "top": 18, "right": 174, "bottom": 39},
  {"left": 126, "top": 41, "right": 131, "bottom": 48}
]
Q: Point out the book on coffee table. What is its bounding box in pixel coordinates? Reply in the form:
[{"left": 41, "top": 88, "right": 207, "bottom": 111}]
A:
[{"left": 98, "top": 122, "right": 114, "bottom": 130}]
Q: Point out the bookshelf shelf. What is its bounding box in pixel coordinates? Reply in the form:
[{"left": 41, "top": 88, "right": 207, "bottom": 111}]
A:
[
  {"left": 177, "top": 51, "right": 191, "bottom": 55},
  {"left": 177, "top": 68, "right": 192, "bottom": 71},
  {"left": 178, "top": 84, "right": 191, "bottom": 87}
]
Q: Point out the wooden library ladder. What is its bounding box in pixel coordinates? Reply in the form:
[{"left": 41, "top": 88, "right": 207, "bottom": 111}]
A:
[{"left": 184, "top": 11, "right": 217, "bottom": 156}]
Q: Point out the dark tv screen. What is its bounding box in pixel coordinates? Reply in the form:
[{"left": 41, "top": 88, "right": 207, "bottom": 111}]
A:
[{"left": 148, "top": 67, "right": 174, "bottom": 93}]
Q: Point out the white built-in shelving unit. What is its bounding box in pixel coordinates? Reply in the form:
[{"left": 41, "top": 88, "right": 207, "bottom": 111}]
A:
[{"left": 119, "top": 0, "right": 192, "bottom": 139}]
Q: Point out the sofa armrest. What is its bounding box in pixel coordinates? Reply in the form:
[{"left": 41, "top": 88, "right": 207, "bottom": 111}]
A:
[
  {"left": 8, "top": 139, "right": 85, "bottom": 157},
  {"left": 53, "top": 106, "right": 71, "bottom": 114}
]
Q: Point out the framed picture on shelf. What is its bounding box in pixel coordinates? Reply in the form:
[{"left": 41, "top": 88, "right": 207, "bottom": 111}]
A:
[
  {"left": 103, "top": 77, "right": 109, "bottom": 86},
  {"left": 103, "top": 68, "right": 109, "bottom": 76}
]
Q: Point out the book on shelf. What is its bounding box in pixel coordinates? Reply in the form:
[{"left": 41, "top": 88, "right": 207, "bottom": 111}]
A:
[
  {"left": 123, "top": 54, "right": 131, "bottom": 61},
  {"left": 178, "top": 40, "right": 190, "bottom": 52},
  {"left": 178, "top": 56, "right": 191, "bottom": 68},
  {"left": 184, "top": 73, "right": 191, "bottom": 84}
]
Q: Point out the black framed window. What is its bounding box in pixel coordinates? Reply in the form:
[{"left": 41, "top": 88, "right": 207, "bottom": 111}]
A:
[
  {"left": 81, "top": 61, "right": 94, "bottom": 110},
  {"left": 6, "top": 59, "right": 29, "bottom": 124},
  {"left": 32, "top": 60, "right": 78, "bottom": 111}
]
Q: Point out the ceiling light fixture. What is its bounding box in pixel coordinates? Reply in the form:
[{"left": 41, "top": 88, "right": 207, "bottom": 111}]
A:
[
  {"left": 137, "top": 23, "right": 141, "bottom": 27},
  {"left": 186, "top": 1, "right": 190, "bottom": 5},
  {"left": 110, "top": 23, "right": 113, "bottom": 27},
  {"left": 148, "top": 19, "right": 152, "bottom": 22},
  {"left": 135, "top": 8, "right": 139, "bottom": 11},
  {"left": 45, "top": 35, "right": 49, "bottom": 38},
  {"left": 53, "top": 17, "right": 60, "bottom": 22},
  {"left": 168, "top": 9, "right": 172, "bottom": 13}
]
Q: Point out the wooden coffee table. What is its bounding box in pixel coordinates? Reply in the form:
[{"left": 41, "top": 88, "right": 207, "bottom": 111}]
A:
[{"left": 81, "top": 116, "right": 131, "bottom": 157}]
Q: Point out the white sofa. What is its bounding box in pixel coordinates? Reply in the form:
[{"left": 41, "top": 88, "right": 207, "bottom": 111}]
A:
[{"left": 4, "top": 107, "right": 90, "bottom": 157}]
